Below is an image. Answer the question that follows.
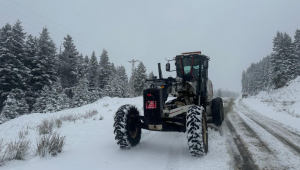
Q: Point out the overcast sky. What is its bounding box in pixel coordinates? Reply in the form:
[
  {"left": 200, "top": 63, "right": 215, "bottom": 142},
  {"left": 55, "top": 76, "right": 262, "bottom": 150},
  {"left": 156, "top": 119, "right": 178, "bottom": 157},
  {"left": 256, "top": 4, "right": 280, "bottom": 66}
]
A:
[{"left": 1, "top": 0, "right": 300, "bottom": 92}]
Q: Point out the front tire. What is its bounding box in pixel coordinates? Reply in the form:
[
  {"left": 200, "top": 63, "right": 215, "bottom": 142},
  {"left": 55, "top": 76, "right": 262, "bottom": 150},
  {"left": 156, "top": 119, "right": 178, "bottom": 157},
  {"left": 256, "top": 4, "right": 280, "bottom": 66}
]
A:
[
  {"left": 113, "top": 104, "right": 141, "bottom": 148},
  {"left": 186, "top": 105, "right": 208, "bottom": 156}
]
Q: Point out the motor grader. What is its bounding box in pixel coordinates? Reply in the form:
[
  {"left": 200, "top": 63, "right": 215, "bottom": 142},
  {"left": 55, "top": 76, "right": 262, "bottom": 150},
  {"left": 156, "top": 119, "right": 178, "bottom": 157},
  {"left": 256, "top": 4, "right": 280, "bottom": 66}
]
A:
[{"left": 113, "top": 51, "right": 224, "bottom": 156}]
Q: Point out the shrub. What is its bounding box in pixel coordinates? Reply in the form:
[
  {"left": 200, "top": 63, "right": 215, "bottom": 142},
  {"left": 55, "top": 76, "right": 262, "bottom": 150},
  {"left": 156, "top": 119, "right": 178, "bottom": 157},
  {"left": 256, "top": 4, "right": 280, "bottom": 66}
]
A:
[
  {"left": 18, "top": 130, "right": 29, "bottom": 139},
  {"left": 59, "top": 114, "right": 80, "bottom": 122},
  {"left": 36, "top": 132, "right": 66, "bottom": 157},
  {"left": 5, "top": 139, "right": 31, "bottom": 160},
  {"left": 37, "top": 119, "right": 54, "bottom": 135},
  {"left": 0, "top": 138, "right": 6, "bottom": 166},
  {"left": 83, "top": 110, "right": 98, "bottom": 119},
  {"left": 54, "top": 118, "right": 62, "bottom": 128}
]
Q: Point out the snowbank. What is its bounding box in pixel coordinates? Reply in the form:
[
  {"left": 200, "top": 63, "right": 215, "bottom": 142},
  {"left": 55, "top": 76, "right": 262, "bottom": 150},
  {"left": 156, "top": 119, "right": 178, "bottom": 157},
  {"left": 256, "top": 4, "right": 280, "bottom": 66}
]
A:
[
  {"left": 0, "top": 96, "right": 230, "bottom": 170},
  {"left": 242, "top": 76, "right": 300, "bottom": 132}
]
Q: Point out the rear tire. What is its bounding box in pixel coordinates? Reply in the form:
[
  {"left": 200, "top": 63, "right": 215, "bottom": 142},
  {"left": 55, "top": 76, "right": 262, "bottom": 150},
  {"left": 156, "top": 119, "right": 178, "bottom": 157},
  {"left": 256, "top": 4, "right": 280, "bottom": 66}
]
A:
[
  {"left": 113, "top": 104, "right": 141, "bottom": 148},
  {"left": 186, "top": 105, "right": 208, "bottom": 156},
  {"left": 212, "top": 97, "right": 223, "bottom": 126}
]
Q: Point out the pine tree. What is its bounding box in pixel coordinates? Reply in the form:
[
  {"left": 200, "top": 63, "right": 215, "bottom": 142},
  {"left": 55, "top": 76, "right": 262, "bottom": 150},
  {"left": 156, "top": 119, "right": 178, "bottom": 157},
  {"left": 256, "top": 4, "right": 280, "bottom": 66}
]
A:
[
  {"left": 23, "top": 35, "right": 39, "bottom": 111},
  {"left": 0, "top": 89, "right": 29, "bottom": 120},
  {"left": 30, "top": 27, "right": 57, "bottom": 91},
  {"left": 24, "top": 34, "right": 38, "bottom": 73},
  {"left": 117, "top": 66, "right": 129, "bottom": 98},
  {"left": 270, "top": 32, "right": 288, "bottom": 88},
  {"left": 99, "top": 49, "right": 110, "bottom": 89},
  {"left": 77, "top": 53, "right": 85, "bottom": 79},
  {"left": 132, "top": 62, "right": 147, "bottom": 97},
  {"left": 88, "top": 51, "right": 99, "bottom": 88},
  {"left": 0, "top": 23, "right": 29, "bottom": 110},
  {"left": 84, "top": 55, "right": 90, "bottom": 81},
  {"left": 282, "top": 32, "right": 295, "bottom": 81},
  {"left": 59, "top": 35, "right": 79, "bottom": 88},
  {"left": 32, "top": 82, "right": 67, "bottom": 113},
  {"left": 293, "top": 29, "right": 300, "bottom": 77},
  {"left": 32, "top": 85, "right": 51, "bottom": 113},
  {"left": 72, "top": 77, "right": 90, "bottom": 107},
  {"left": 241, "top": 70, "right": 246, "bottom": 93}
]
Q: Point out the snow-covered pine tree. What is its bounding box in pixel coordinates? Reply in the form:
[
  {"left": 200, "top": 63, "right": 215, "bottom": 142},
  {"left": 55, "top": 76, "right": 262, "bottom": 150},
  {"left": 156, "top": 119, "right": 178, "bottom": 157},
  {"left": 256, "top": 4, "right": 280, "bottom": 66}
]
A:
[
  {"left": 77, "top": 53, "right": 86, "bottom": 79},
  {"left": 293, "top": 29, "right": 300, "bottom": 77},
  {"left": 32, "top": 81, "right": 67, "bottom": 113},
  {"left": 24, "top": 35, "right": 39, "bottom": 112},
  {"left": 255, "top": 60, "right": 263, "bottom": 93},
  {"left": 30, "top": 27, "right": 57, "bottom": 92},
  {"left": 104, "top": 72, "right": 118, "bottom": 97},
  {"left": 132, "top": 62, "right": 147, "bottom": 97},
  {"left": 32, "top": 85, "right": 51, "bottom": 113},
  {"left": 261, "top": 55, "right": 271, "bottom": 90},
  {"left": 241, "top": 70, "right": 246, "bottom": 93},
  {"left": 59, "top": 35, "right": 79, "bottom": 88},
  {"left": 270, "top": 32, "right": 287, "bottom": 88},
  {"left": 281, "top": 32, "right": 295, "bottom": 82},
  {"left": 246, "top": 63, "right": 255, "bottom": 95},
  {"left": 0, "top": 89, "right": 29, "bottom": 121},
  {"left": 72, "top": 76, "right": 90, "bottom": 107},
  {"left": 24, "top": 34, "right": 38, "bottom": 74},
  {"left": 99, "top": 49, "right": 111, "bottom": 89},
  {"left": 11, "top": 20, "right": 27, "bottom": 67},
  {"left": 88, "top": 51, "right": 99, "bottom": 89},
  {"left": 268, "top": 52, "right": 276, "bottom": 89},
  {"left": 0, "top": 23, "right": 29, "bottom": 110},
  {"left": 84, "top": 55, "right": 90, "bottom": 81},
  {"left": 117, "top": 66, "right": 130, "bottom": 98}
]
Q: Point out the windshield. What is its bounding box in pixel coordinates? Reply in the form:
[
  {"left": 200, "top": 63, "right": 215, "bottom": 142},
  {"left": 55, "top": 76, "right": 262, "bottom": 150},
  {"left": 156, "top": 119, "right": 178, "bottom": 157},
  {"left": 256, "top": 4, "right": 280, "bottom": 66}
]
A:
[
  {"left": 176, "top": 57, "right": 203, "bottom": 78},
  {"left": 182, "top": 57, "right": 193, "bottom": 74}
]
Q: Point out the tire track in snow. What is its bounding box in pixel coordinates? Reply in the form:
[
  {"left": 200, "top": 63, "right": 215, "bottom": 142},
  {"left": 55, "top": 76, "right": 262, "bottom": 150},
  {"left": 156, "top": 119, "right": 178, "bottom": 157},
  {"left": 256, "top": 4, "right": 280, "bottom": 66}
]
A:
[
  {"left": 223, "top": 99, "right": 258, "bottom": 170},
  {"left": 238, "top": 100, "right": 300, "bottom": 156},
  {"left": 225, "top": 118, "right": 258, "bottom": 170},
  {"left": 225, "top": 99, "right": 291, "bottom": 170},
  {"left": 164, "top": 133, "right": 183, "bottom": 170}
]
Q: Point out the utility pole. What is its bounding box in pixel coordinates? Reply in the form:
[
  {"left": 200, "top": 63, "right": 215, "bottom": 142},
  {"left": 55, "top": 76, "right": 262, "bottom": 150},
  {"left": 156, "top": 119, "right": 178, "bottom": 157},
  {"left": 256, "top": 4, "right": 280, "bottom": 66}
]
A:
[{"left": 128, "top": 59, "right": 140, "bottom": 77}]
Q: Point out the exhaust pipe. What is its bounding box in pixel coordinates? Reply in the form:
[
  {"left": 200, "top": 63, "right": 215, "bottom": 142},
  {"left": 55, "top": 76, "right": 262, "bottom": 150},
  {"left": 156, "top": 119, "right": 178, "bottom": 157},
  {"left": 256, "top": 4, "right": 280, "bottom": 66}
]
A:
[{"left": 158, "top": 63, "right": 163, "bottom": 79}]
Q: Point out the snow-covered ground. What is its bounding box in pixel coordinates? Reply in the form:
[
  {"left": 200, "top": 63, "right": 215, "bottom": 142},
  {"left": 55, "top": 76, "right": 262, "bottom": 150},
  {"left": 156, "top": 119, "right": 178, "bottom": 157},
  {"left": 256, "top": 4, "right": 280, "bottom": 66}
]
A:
[
  {"left": 242, "top": 76, "right": 300, "bottom": 132},
  {"left": 2, "top": 77, "right": 300, "bottom": 170},
  {"left": 0, "top": 97, "right": 231, "bottom": 170}
]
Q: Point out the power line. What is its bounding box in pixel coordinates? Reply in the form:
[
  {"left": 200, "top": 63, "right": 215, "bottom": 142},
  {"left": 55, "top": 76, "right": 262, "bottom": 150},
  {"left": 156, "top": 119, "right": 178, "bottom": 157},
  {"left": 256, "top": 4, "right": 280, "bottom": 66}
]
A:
[
  {"left": 10, "top": 0, "right": 102, "bottom": 47},
  {"left": 0, "top": 11, "right": 95, "bottom": 52},
  {"left": 0, "top": 3, "right": 102, "bottom": 51},
  {"left": 7, "top": 1, "right": 135, "bottom": 62},
  {"left": 0, "top": 3, "right": 131, "bottom": 63}
]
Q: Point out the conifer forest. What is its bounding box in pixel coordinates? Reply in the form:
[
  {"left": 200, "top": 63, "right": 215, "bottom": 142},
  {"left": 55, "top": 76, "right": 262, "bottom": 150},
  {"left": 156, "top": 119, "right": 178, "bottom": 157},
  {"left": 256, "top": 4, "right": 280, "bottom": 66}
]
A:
[
  {"left": 242, "top": 30, "right": 300, "bottom": 95},
  {"left": 0, "top": 20, "right": 152, "bottom": 123}
]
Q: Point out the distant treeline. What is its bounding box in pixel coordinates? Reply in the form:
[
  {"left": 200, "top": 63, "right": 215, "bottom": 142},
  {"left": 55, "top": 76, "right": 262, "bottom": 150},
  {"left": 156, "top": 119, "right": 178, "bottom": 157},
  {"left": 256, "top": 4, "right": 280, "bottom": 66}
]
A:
[
  {"left": 242, "top": 30, "right": 300, "bottom": 95},
  {"left": 213, "top": 89, "right": 239, "bottom": 98},
  {"left": 0, "top": 20, "right": 153, "bottom": 123}
]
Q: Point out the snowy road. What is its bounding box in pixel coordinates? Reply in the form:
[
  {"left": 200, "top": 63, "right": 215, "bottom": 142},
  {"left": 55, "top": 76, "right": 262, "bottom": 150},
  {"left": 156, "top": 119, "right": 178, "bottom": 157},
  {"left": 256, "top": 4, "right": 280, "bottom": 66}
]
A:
[
  {"left": 2, "top": 97, "right": 300, "bottom": 170},
  {"left": 224, "top": 98, "right": 300, "bottom": 170}
]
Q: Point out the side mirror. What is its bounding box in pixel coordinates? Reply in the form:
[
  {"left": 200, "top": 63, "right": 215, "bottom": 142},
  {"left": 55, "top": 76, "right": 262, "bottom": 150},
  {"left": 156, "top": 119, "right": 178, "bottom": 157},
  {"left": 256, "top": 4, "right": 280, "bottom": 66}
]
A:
[
  {"left": 204, "top": 60, "right": 209, "bottom": 69},
  {"left": 166, "top": 63, "right": 170, "bottom": 71}
]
